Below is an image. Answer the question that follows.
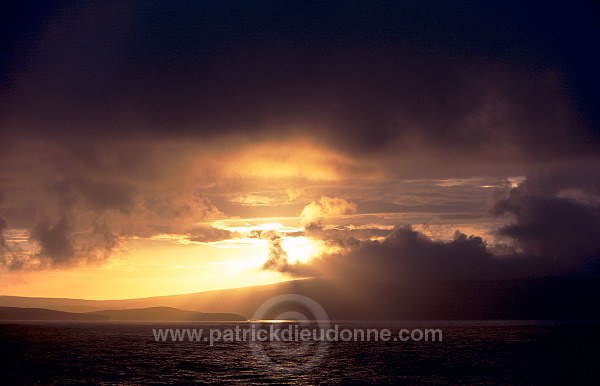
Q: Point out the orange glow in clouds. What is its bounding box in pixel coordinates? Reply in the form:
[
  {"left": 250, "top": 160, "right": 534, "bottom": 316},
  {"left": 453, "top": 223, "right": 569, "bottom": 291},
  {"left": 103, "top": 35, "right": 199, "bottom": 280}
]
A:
[
  {"left": 219, "top": 139, "right": 382, "bottom": 181},
  {"left": 210, "top": 221, "right": 327, "bottom": 265}
]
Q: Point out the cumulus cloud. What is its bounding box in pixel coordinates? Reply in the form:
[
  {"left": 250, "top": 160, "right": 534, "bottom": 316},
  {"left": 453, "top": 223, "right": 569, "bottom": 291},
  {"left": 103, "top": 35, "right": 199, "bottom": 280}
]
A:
[
  {"left": 264, "top": 222, "right": 599, "bottom": 284},
  {"left": 491, "top": 162, "right": 600, "bottom": 264},
  {"left": 0, "top": 140, "right": 224, "bottom": 270},
  {"left": 264, "top": 226, "right": 485, "bottom": 278},
  {"left": 263, "top": 163, "right": 600, "bottom": 282},
  {"left": 0, "top": 168, "right": 129, "bottom": 268},
  {"left": 300, "top": 197, "right": 357, "bottom": 226},
  {"left": 14, "top": 187, "right": 125, "bottom": 269}
]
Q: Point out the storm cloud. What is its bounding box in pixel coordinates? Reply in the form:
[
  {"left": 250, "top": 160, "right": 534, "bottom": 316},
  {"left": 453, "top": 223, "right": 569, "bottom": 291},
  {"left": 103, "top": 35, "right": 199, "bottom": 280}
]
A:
[
  {"left": 261, "top": 164, "right": 600, "bottom": 281},
  {"left": 1, "top": 1, "right": 599, "bottom": 277},
  {"left": 492, "top": 162, "right": 600, "bottom": 266},
  {"left": 3, "top": 1, "right": 598, "bottom": 163}
]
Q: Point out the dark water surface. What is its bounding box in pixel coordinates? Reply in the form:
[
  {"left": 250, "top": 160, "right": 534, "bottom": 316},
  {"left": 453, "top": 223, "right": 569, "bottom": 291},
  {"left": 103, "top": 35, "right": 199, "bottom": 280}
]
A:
[{"left": 0, "top": 320, "right": 597, "bottom": 385}]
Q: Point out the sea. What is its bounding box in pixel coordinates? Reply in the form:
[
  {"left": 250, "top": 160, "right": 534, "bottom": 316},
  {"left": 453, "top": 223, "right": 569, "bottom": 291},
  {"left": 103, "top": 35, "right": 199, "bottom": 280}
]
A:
[{"left": 0, "top": 320, "right": 597, "bottom": 385}]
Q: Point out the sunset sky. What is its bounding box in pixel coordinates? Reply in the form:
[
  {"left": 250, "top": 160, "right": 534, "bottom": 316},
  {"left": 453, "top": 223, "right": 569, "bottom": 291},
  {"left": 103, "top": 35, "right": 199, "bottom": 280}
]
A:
[{"left": 1, "top": 1, "right": 599, "bottom": 300}]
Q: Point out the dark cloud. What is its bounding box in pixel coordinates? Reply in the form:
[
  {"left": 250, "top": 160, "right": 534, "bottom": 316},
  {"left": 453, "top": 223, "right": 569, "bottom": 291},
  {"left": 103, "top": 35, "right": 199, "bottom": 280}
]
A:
[
  {"left": 265, "top": 221, "right": 599, "bottom": 283},
  {"left": 29, "top": 217, "right": 75, "bottom": 266},
  {"left": 264, "top": 163, "right": 600, "bottom": 281},
  {"left": 496, "top": 195, "right": 600, "bottom": 259},
  {"left": 1, "top": 1, "right": 599, "bottom": 277},
  {"left": 2, "top": 1, "right": 598, "bottom": 168},
  {"left": 301, "top": 223, "right": 391, "bottom": 246},
  {"left": 25, "top": 214, "right": 122, "bottom": 269},
  {"left": 18, "top": 173, "right": 133, "bottom": 268},
  {"left": 0, "top": 139, "right": 228, "bottom": 270},
  {"left": 261, "top": 233, "right": 293, "bottom": 274},
  {"left": 492, "top": 162, "right": 600, "bottom": 265},
  {"left": 54, "top": 175, "right": 137, "bottom": 214},
  {"left": 264, "top": 226, "right": 489, "bottom": 280},
  {"left": 0, "top": 215, "right": 9, "bottom": 258},
  {"left": 515, "top": 161, "right": 600, "bottom": 198},
  {"left": 188, "top": 225, "right": 239, "bottom": 244}
]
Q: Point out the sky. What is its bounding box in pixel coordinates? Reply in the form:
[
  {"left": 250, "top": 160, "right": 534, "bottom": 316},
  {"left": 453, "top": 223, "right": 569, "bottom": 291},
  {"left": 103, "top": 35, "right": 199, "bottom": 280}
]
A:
[{"left": 0, "top": 1, "right": 599, "bottom": 300}]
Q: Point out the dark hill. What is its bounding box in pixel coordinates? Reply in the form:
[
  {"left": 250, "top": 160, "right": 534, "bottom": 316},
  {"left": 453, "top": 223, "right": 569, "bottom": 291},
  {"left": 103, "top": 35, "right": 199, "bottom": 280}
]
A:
[
  {"left": 88, "top": 306, "right": 246, "bottom": 321},
  {"left": 0, "top": 306, "right": 108, "bottom": 321}
]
